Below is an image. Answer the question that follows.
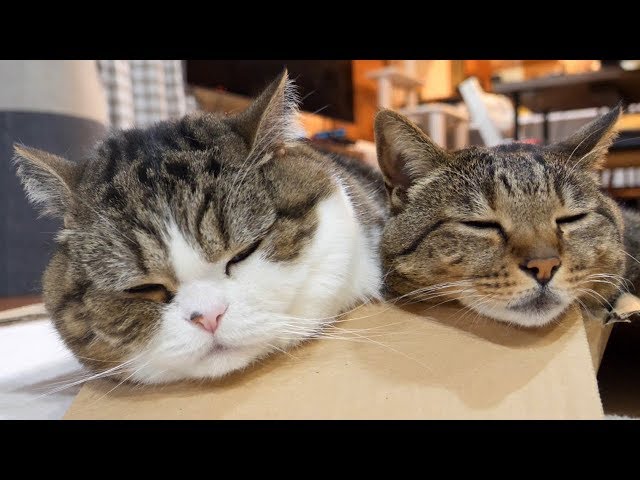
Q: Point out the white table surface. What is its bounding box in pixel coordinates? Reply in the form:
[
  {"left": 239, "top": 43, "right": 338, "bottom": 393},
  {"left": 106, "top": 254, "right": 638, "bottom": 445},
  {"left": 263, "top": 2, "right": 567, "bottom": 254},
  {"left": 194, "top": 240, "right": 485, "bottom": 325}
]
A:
[{"left": 0, "top": 318, "right": 83, "bottom": 419}]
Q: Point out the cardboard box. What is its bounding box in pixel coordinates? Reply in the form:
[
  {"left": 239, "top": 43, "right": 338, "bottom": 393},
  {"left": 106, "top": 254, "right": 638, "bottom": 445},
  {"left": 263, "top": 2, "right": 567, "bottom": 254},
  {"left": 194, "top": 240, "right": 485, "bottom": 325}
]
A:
[{"left": 64, "top": 302, "right": 606, "bottom": 419}]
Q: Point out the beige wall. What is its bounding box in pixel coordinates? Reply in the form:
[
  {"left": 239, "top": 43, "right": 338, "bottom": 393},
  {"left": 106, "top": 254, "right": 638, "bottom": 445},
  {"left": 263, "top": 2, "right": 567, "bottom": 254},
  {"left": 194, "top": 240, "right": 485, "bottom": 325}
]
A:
[{"left": 0, "top": 60, "right": 108, "bottom": 123}]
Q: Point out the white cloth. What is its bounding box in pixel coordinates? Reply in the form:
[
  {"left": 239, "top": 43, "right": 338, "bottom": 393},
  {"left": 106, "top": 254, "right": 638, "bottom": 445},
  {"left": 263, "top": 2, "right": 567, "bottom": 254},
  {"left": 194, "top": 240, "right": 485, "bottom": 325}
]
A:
[
  {"left": 96, "top": 60, "right": 195, "bottom": 129},
  {"left": 0, "top": 319, "right": 83, "bottom": 419}
]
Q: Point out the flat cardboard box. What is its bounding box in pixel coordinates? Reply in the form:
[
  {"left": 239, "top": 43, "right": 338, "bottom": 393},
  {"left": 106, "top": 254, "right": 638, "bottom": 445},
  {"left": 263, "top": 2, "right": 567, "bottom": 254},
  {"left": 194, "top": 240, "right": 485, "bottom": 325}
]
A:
[{"left": 65, "top": 302, "right": 607, "bottom": 419}]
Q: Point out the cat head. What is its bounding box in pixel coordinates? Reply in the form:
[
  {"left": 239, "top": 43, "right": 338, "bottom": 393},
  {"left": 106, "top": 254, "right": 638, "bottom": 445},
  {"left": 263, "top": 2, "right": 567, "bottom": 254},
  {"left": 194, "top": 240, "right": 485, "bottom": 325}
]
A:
[
  {"left": 375, "top": 107, "right": 625, "bottom": 327},
  {"left": 15, "top": 71, "right": 375, "bottom": 383}
]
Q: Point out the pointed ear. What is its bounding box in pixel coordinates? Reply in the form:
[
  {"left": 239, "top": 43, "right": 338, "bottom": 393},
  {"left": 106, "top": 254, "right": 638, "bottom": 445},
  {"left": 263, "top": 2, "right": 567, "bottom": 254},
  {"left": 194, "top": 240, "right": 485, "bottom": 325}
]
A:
[
  {"left": 547, "top": 105, "right": 622, "bottom": 170},
  {"left": 13, "top": 144, "right": 79, "bottom": 219},
  {"left": 232, "top": 69, "right": 305, "bottom": 162},
  {"left": 374, "top": 109, "right": 450, "bottom": 213}
]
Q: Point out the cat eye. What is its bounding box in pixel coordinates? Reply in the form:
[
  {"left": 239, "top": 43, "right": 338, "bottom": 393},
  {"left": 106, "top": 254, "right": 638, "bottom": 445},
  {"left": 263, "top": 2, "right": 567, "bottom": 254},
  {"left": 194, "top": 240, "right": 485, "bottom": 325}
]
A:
[
  {"left": 460, "top": 220, "right": 507, "bottom": 240},
  {"left": 556, "top": 213, "right": 588, "bottom": 225},
  {"left": 225, "top": 240, "right": 262, "bottom": 276},
  {"left": 461, "top": 220, "right": 503, "bottom": 230},
  {"left": 124, "top": 284, "right": 174, "bottom": 303}
]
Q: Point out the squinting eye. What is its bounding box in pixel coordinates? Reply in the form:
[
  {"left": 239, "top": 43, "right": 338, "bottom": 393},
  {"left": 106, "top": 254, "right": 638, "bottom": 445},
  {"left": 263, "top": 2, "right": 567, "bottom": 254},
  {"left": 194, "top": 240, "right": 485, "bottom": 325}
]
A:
[
  {"left": 225, "top": 240, "right": 262, "bottom": 276},
  {"left": 124, "top": 284, "right": 174, "bottom": 303},
  {"left": 460, "top": 220, "right": 507, "bottom": 240},
  {"left": 461, "top": 220, "right": 503, "bottom": 230},
  {"left": 556, "top": 213, "right": 588, "bottom": 225}
]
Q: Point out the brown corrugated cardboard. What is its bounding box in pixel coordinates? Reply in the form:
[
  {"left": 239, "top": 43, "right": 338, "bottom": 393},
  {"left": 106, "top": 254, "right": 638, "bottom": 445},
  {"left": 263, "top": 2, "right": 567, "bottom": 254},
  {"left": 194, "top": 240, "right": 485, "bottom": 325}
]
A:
[
  {"left": 64, "top": 302, "right": 604, "bottom": 419},
  {"left": 584, "top": 319, "right": 612, "bottom": 372}
]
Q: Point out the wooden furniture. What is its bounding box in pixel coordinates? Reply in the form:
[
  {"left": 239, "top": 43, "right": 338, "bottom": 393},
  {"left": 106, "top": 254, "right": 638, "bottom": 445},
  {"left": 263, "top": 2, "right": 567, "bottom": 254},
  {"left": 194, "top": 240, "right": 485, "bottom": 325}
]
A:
[
  {"left": 308, "top": 138, "right": 366, "bottom": 162},
  {"left": 0, "top": 302, "right": 47, "bottom": 324},
  {"left": 399, "top": 103, "right": 469, "bottom": 149},
  {"left": 189, "top": 60, "right": 387, "bottom": 143},
  {"left": 598, "top": 113, "right": 640, "bottom": 200},
  {"left": 602, "top": 136, "right": 640, "bottom": 201},
  {"left": 367, "top": 63, "right": 423, "bottom": 111},
  {"left": 0, "top": 295, "right": 42, "bottom": 313},
  {"left": 367, "top": 62, "right": 469, "bottom": 149},
  {"left": 493, "top": 67, "right": 640, "bottom": 142}
]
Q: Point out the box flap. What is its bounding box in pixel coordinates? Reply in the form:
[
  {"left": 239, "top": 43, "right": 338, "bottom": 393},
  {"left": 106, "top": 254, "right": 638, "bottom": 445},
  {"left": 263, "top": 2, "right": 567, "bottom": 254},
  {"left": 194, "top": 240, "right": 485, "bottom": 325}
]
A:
[{"left": 64, "top": 303, "right": 603, "bottom": 419}]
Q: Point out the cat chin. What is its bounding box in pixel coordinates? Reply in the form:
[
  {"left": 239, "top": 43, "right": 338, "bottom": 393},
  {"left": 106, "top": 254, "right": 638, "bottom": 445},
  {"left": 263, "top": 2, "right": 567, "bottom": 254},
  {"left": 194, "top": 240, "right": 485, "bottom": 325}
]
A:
[
  {"left": 128, "top": 343, "right": 273, "bottom": 384},
  {"left": 127, "top": 321, "right": 326, "bottom": 384},
  {"left": 459, "top": 298, "right": 572, "bottom": 328}
]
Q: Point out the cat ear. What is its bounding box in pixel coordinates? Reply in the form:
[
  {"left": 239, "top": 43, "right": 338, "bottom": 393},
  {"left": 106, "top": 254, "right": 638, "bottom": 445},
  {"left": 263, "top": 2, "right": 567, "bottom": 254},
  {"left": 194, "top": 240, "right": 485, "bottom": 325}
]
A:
[
  {"left": 547, "top": 105, "right": 622, "bottom": 170},
  {"left": 233, "top": 69, "right": 305, "bottom": 162},
  {"left": 374, "top": 109, "right": 450, "bottom": 213},
  {"left": 13, "top": 144, "right": 79, "bottom": 219}
]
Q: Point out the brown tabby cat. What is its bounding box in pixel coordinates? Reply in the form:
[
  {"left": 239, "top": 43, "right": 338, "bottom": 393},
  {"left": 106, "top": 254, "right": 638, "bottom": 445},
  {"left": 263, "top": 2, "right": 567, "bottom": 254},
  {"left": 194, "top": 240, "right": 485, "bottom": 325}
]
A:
[
  {"left": 375, "top": 106, "right": 640, "bottom": 327},
  {"left": 14, "top": 71, "right": 387, "bottom": 384}
]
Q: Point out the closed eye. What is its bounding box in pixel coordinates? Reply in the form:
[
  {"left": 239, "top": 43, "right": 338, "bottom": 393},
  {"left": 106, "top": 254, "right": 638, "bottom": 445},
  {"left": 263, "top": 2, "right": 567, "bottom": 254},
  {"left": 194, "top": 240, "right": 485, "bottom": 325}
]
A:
[
  {"left": 225, "top": 239, "right": 262, "bottom": 276},
  {"left": 460, "top": 220, "right": 506, "bottom": 240},
  {"left": 556, "top": 212, "right": 588, "bottom": 225},
  {"left": 124, "top": 284, "right": 174, "bottom": 303},
  {"left": 461, "top": 220, "right": 503, "bottom": 230}
]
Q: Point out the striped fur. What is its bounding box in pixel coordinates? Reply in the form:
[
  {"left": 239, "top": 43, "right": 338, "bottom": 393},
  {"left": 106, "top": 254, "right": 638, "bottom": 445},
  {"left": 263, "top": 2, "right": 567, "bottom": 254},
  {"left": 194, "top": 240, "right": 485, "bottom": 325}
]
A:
[
  {"left": 14, "top": 72, "right": 388, "bottom": 383},
  {"left": 375, "top": 107, "right": 639, "bottom": 327}
]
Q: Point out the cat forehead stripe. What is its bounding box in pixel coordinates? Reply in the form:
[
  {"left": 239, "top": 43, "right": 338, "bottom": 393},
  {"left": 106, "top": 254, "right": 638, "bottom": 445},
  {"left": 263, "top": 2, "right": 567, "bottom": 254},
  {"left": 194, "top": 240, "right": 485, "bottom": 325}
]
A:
[
  {"left": 166, "top": 221, "right": 212, "bottom": 283},
  {"left": 13, "top": 71, "right": 389, "bottom": 385}
]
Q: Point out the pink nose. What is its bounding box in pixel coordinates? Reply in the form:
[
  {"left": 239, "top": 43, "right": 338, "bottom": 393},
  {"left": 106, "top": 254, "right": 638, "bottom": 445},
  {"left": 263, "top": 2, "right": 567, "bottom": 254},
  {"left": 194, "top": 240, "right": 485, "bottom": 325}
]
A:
[{"left": 190, "top": 305, "right": 227, "bottom": 334}]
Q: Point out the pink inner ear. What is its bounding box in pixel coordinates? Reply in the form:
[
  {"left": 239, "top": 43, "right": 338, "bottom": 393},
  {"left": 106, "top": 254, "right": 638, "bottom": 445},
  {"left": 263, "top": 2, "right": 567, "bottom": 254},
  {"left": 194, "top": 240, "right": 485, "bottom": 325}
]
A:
[
  {"left": 380, "top": 144, "right": 412, "bottom": 190},
  {"left": 375, "top": 110, "right": 451, "bottom": 191},
  {"left": 549, "top": 106, "right": 622, "bottom": 167}
]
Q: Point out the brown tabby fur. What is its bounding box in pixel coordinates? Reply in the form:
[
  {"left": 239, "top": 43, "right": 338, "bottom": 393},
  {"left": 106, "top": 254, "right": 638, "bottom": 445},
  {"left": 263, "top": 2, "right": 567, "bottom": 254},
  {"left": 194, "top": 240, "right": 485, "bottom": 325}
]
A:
[
  {"left": 14, "top": 71, "right": 387, "bottom": 374},
  {"left": 375, "top": 106, "right": 640, "bottom": 326}
]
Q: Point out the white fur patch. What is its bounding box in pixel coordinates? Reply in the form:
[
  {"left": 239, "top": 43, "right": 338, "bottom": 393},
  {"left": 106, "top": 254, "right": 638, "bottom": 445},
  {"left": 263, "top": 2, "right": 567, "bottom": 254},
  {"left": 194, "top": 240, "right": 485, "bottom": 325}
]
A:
[
  {"left": 165, "top": 221, "right": 212, "bottom": 283},
  {"left": 458, "top": 282, "right": 574, "bottom": 328},
  {"left": 130, "top": 183, "right": 382, "bottom": 383}
]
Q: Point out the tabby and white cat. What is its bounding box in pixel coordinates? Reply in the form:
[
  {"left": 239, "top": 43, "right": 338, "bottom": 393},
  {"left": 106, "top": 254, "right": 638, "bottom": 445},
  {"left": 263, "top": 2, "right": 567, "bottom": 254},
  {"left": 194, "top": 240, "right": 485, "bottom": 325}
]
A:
[
  {"left": 375, "top": 106, "right": 640, "bottom": 327},
  {"left": 14, "top": 71, "right": 387, "bottom": 383}
]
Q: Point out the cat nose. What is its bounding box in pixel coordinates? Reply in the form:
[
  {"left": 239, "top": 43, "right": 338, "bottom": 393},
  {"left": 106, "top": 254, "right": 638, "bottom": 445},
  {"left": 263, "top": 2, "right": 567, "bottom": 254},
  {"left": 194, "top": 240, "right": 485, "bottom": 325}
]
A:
[
  {"left": 519, "top": 257, "right": 561, "bottom": 285},
  {"left": 190, "top": 304, "right": 227, "bottom": 334}
]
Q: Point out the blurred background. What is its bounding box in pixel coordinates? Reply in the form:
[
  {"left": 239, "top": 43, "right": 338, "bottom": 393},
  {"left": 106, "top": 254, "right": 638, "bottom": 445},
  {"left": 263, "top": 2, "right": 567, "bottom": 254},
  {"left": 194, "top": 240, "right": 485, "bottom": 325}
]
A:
[
  {"left": 8, "top": 59, "right": 640, "bottom": 299},
  {"left": 1, "top": 59, "right": 640, "bottom": 416}
]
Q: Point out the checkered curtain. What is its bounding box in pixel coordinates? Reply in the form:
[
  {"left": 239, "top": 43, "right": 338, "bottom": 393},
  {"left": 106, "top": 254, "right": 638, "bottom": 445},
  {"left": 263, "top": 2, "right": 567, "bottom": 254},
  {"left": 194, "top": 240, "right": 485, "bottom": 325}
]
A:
[{"left": 96, "top": 60, "right": 197, "bottom": 129}]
